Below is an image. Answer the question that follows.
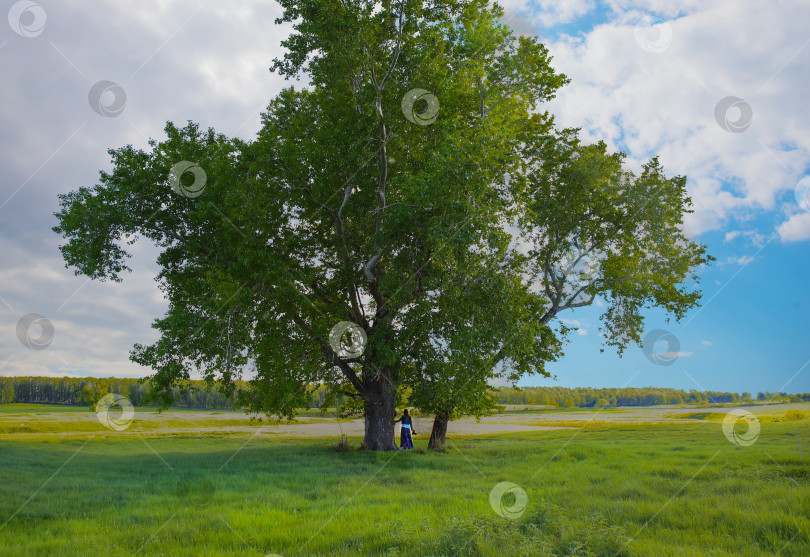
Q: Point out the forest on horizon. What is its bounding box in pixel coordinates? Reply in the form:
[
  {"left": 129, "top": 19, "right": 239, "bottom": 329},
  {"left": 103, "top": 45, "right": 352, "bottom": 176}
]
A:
[{"left": 2, "top": 376, "right": 807, "bottom": 412}]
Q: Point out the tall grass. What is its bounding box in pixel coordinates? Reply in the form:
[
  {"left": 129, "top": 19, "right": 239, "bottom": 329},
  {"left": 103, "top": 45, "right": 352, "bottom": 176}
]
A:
[{"left": 0, "top": 412, "right": 807, "bottom": 555}]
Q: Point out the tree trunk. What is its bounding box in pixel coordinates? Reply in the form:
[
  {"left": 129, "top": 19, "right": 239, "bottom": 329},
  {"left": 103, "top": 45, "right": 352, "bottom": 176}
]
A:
[
  {"left": 428, "top": 409, "right": 451, "bottom": 450},
  {"left": 361, "top": 367, "right": 398, "bottom": 451}
]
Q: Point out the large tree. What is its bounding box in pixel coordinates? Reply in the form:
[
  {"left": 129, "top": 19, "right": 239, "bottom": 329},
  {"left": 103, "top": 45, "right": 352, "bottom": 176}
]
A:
[
  {"left": 53, "top": 0, "right": 710, "bottom": 451},
  {"left": 411, "top": 124, "right": 713, "bottom": 449}
]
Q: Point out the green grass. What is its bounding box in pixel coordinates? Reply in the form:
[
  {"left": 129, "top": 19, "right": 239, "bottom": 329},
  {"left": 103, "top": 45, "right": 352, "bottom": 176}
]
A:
[
  {"left": 0, "top": 403, "right": 93, "bottom": 413},
  {"left": 0, "top": 410, "right": 808, "bottom": 556},
  {"left": 0, "top": 404, "right": 332, "bottom": 435},
  {"left": 676, "top": 410, "right": 810, "bottom": 424},
  {"left": 673, "top": 412, "right": 729, "bottom": 421}
]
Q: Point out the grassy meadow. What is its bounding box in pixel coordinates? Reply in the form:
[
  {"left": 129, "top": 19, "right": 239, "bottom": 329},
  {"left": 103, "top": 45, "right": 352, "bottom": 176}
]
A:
[{"left": 0, "top": 403, "right": 808, "bottom": 556}]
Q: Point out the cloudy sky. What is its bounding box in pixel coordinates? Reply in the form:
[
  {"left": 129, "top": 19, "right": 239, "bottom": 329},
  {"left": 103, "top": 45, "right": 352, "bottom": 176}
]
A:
[{"left": 1, "top": 0, "right": 808, "bottom": 395}]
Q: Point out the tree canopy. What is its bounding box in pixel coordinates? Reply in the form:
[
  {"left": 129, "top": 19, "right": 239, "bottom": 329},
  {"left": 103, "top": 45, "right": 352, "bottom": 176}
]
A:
[{"left": 53, "top": 0, "right": 711, "bottom": 450}]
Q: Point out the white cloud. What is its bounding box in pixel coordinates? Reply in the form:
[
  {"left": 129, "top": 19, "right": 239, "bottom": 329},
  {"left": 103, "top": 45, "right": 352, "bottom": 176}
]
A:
[
  {"left": 501, "top": 0, "right": 595, "bottom": 29},
  {"left": 701, "top": 340, "right": 712, "bottom": 346},
  {"left": 665, "top": 351, "right": 694, "bottom": 358},
  {"left": 0, "top": 367, "right": 81, "bottom": 379},
  {"left": 487, "top": 375, "right": 512, "bottom": 388},
  {"left": 544, "top": 0, "right": 810, "bottom": 240},
  {"left": 724, "top": 229, "right": 767, "bottom": 247},
  {"left": 0, "top": 1, "right": 292, "bottom": 379},
  {"left": 0, "top": 223, "right": 165, "bottom": 378},
  {"left": 777, "top": 210, "right": 810, "bottom": 242},
  {"left": 722, "top": 255, "right": 755, "bottom": 266},
  {"left": 534, "top": 0, "right": 596, "bottom": 27},
  {"left": 560, "top": 318, "right": 588, "bottom": 335}
]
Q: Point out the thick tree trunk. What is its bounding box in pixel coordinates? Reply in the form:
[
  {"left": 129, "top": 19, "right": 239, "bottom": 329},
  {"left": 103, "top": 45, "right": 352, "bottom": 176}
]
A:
[
  {"left": 428, "top": 409, "right": 451, "bottom": 450},
  {"left": 361, "top": 367, "right": 398, "bottom": 451}
]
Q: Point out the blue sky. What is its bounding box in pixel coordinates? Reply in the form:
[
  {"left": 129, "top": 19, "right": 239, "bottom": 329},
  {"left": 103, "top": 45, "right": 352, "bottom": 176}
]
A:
[
  {"left": 508, "top": 0, "right": 810, "bottom": 393},
  {"left": 538, "top": 238, "right": 810, "bottom": 393},
  {"left": 0, "top": 0, "right": 808, "bottom": 395}
]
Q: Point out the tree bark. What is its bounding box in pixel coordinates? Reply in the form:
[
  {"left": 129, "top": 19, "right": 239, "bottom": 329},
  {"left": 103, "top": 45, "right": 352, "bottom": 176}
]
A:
[
  {"left": 428, "top": 409, "right": 451, "bottom": 450},
  {"left": 361, "top": 366, "right": 398, "bottom": 451}
]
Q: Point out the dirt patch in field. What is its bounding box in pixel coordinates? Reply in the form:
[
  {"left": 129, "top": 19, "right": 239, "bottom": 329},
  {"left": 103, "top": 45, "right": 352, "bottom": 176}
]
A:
[
  {"left": 0, "top": 410, "right": 569, "bottom": 439},
  {"left": 3, "top": 402, "right": 807, "bottom": 440}
]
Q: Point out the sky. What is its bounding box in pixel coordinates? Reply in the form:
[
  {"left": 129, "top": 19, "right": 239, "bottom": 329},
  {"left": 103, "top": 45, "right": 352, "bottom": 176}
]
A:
[{"left": 0, "top": 0, "right": 808, "bottom": 395}]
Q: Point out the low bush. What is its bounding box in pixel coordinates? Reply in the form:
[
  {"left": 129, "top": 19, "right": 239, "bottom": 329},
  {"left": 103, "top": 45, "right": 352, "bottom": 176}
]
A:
[{"left": 331, "top": 433, "right": 351, "bottom": 452}]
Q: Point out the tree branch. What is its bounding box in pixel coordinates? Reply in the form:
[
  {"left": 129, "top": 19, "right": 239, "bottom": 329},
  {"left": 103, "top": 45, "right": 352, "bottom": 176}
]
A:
[{"left": 290, "top": 312, "right": 366, "bottom": 395}]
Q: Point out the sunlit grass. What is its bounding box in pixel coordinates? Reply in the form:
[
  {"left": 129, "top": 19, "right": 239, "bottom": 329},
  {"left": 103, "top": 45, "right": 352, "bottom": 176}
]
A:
[
  {"left": 0, "top": 404, "right": 338, "bottom": 435},
  {"left": 0, "top": 407, "right": 807, "bottom": 556}
]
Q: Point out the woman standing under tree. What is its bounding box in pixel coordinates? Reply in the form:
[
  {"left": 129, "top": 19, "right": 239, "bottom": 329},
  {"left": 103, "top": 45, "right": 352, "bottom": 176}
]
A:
[{"left": 394, "top": 409, "right": 416, "bottom": 450}]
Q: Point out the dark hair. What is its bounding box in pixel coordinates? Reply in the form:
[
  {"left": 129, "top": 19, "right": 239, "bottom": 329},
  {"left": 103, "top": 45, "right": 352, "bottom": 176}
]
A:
[{"left": 403, "top": 409, "right": 409, "bottom": 416}]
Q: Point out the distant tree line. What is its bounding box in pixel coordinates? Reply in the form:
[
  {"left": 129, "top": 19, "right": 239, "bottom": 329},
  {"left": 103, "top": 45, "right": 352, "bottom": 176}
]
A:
[
  {"left": 1, "top": 376, "right": 808, "bottom": 411},
  {"left": 493, "top": 386, "right": 810, "bottom": 408},
  {"left": 0, "top": 376, "right": 236, "bottom": 409}
]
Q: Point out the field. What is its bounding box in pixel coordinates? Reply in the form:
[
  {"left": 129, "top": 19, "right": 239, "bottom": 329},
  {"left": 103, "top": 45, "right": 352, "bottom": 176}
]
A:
[{"left": 1, "top": 403, "right": 808, "bottom": 556}]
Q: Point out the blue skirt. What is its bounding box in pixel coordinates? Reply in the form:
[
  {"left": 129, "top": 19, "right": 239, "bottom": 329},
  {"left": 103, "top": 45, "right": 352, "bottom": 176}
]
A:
[{"left": 400, "top": 427, "right": 414, "bottom": 449}]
